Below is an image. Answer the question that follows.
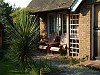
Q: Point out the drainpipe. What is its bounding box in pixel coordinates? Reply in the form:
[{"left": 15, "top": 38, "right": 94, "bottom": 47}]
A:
[{"left": 91, "top": 0, "right": 95, "bottom": 60}]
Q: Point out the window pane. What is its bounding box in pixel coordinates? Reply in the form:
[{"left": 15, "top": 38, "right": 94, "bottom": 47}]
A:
[
  {"left": 63, "top": 14, "right": 67, "bottom": 33},
  {"left": 48, "top": 13, "right": 67, "bottom": 36},
  {"left": 49, "top": 15, "right": 54, "bottom": 34}
]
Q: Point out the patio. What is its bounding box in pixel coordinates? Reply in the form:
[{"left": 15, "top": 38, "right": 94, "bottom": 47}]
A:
[{"left": 82, "top": 60, "right": 100, "bottom": 69}]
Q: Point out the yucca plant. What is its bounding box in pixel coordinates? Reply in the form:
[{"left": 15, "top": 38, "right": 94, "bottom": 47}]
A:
[{"left": 6, "top": 8, "right": 39, "bottom": 71}]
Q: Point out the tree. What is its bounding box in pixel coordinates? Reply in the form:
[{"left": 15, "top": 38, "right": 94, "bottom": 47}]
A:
[
  {"left": 0, "top": 0, "right": 14, "bottom": 59},
  {"left": 0, "top": 0, "right": 14, "bottom": 24},
  {"left": 6, "top": 8, "right": 39, "bottom": 70}
]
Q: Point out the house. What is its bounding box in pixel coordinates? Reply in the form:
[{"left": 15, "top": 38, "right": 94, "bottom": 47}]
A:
[{"left": 27, "top": 0, "right": 100, "bottom": 60}]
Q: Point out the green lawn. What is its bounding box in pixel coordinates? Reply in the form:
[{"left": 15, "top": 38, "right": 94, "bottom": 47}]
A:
[
  {"left": 0, "top": 58, "right": 57, "bottom": 75},
  {"left": 0, "top": 60, "right": 29, "bottom": 75}
]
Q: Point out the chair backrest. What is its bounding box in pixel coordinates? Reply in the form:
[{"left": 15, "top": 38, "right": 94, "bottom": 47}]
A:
[
  {"left": 40, "top": 30, "right": 48, "bottom": 43},
  {"left": 60, "top": 33, "right": 68, "bottom": 45},
  {"left": 48, "top": 32, "right": 58, "bottom": 43}
]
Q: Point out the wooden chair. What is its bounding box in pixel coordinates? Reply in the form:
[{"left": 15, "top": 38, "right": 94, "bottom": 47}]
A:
[
  {"left": 46, "top": 33, "right": 70, "bottom": 55},
  {"left": 39, "top": 32, "right": 58, "bottom": 52}
]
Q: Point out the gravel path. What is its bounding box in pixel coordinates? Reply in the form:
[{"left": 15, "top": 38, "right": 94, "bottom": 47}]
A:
[
  {"left": 53, "top": 63, "right": 100, "bottom": 75},
  {"left": 33, "top": 52, "right": 100, "bottom": 75}
]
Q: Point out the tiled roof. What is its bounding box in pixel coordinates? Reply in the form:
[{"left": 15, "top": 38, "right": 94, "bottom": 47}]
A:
[{"left": 27, "top": 0, "right": 74, "bottom": 12}]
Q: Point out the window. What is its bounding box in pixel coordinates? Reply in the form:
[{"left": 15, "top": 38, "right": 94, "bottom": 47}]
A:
[
  {"left": 48, "top": 14, "right": 67, "bottom": 36},
  {"left": 70, "top": 14, "right": 79, "bottom": 56}
]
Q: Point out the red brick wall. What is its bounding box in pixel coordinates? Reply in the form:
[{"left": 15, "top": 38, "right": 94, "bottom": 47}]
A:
[
  {"left": 78, "top": 0, "right": 92, "bottom": 59},
  {"left": 39, "top": 13, "right": 48, "bottom": 37},
  {"left": 39, "top": 0, "right": 93, "bottom": 59}
]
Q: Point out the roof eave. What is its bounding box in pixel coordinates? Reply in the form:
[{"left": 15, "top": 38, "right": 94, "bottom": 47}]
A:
[
  {"left": 30, "top": 7, "right": 70, "bottom": 13},
  {"left": 71, "top": 0, "right": 83, "bottom": 12}
]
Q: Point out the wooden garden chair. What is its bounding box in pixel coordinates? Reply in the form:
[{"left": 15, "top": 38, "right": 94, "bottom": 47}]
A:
[
  {"left": 39, "top": 32, "right": 58, "bottom": 52},
  {"left": 46, "top": 33, "right": 70, "bottom": 55}
]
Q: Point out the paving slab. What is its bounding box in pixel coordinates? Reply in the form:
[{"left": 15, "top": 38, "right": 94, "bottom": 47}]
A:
[{"left": 82, "top": 60, "right": 100, "bottom": 69}]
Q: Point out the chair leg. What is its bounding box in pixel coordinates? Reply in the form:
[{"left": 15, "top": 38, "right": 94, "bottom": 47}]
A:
[
  {"left": 39, "top": 49, "right": 42, "bottom": 52},
  {"left": 59, "top": 49, "right": 61, "bottom": 55},
  {"left": 38, "top": 48, "right": 42, "bottom": 52},
  {"left": 46, "top": 46, "right": 51, "bottom": 54},
  {"left": 59, "top": 49, "right": 67, "bottom": 55}
]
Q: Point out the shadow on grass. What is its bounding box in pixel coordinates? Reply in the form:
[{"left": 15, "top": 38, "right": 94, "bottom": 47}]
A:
[{"left": 0, "top": 60, "right": 28, "bottom": 75}]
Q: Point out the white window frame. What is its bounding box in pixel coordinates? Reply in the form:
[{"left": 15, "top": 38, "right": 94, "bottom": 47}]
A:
[{"left": 47, "top": 13, "right": 67, "bottom": 36}]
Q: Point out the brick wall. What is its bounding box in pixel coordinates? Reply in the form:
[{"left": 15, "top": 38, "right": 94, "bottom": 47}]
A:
[
  {"left": 38, "top": 0, "right": 93, "bottom": 59},
  {"left": 78, "top": 0, "right": 92, "bottom": 59},
  {"left": 39, "top": 13, "right": 47, "bottom": 37}
]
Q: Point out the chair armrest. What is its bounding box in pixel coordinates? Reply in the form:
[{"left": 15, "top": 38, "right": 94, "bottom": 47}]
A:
[
  {"left": 46, "top": 42, "right": 60, "bottom": 47},
  {"left": 59, "top": 44, "right": 63, "bottom": 47},
  {"left": 59, "top": 44, "right": 72, "bottom": 51},
  {"left": 59, "top": 44, "right": 67, "bottom": 46},
  {"left": 59, "top": 44, "right": 67, "bottom": 48},
  {"left": 60, "top": 44, "right": 67, "bottom": 45},
  {"left": 46, "top": 42, "right": 59, "bottom": 45}
]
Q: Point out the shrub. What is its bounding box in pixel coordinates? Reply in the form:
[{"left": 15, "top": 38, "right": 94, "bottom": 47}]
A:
[
  {"left": 6, "top": 8, "right": 39, "bottom": 70},
  {"left": 32, "top": 58, "right": 58, "bottom": 74}
]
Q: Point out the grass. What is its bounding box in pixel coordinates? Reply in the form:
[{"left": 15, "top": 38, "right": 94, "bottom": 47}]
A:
[
  {"left": 0, "top": 60, "right": 29, "bottom": 75},
  {"left": 0, "top": 58, "right": 57, "bottom": 75},
  {"left": 53, "top": 56, "right": 80, "bottom": 65},
  {"left": 32, "top": 58, "right": 59, "bottom": 74}
]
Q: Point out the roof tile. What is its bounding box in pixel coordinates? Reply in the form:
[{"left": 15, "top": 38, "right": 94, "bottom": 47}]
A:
[{"left": 27, "top": 0, "right": 74, "bottom": 12}]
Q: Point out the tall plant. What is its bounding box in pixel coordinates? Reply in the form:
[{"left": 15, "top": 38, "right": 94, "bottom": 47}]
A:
[
  {"left": 6, "top": 9, "right": 39, "bottom": 70},
  {"left": 0, "top": 0, "right": 14, "bottom": 60}
]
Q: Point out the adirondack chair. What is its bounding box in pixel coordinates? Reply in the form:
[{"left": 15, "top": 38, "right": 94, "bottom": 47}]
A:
[
  {"left": 46, "top": 33, "right": 70, "bottom": 55},
  {"left": 39, "top": 32, "right": 58, "bottom": 53}
]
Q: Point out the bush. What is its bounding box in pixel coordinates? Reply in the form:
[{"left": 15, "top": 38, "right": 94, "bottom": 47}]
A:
[
  {"left": 0, "top": 49, "right": 4, "bottom": 60},
  {"left": 32, "top": 58, "right": 58, "bottom": 74},
  {"left": 6, "top": 8, "right": 39, "bottom": 70}
]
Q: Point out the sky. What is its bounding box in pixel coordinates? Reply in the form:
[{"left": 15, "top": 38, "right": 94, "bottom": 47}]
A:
[{"left": 4, "top": 0, "right": 32, "bottom": 8}]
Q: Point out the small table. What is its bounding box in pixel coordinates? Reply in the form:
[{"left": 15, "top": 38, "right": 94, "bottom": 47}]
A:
[{"left": 46, "top": 42, "right": 60, "bottom": 53}]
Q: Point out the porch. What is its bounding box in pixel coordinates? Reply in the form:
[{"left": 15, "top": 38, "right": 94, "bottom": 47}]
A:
[
  {"left": 39, "top": 12, "right": 80, "bottom": 57},
  {"left": 28, "top": 0, "right": 92, "bottom": 59}
]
